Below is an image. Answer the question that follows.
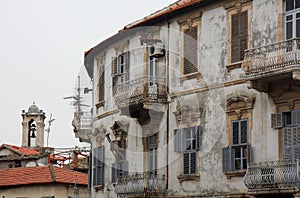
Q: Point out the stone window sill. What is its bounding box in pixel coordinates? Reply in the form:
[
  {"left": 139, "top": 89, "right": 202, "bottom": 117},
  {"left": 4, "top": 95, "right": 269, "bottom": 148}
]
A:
[
  {"left": 224, "top": 169, "right": 246, "bottom": 179},
  {"left": 94, "top": 184, "right": 104, "bottom": 191},
  {"left": 177, "top": 174, "right": 200, "bottom": 183},
  {"left": 95, "top": 100, "right": 105, "bottom": 109},
  {"left": 179, "top": 72, "right": 201, "bottom": 85},
  {"left": 226, "top": 61, "right": 243, "bottom": 74}
]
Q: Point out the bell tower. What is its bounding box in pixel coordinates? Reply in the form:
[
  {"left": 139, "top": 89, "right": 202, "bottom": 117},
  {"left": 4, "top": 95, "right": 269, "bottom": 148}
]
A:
[{"left": 21, "top": 103, "right": 46, "bottom": 147}]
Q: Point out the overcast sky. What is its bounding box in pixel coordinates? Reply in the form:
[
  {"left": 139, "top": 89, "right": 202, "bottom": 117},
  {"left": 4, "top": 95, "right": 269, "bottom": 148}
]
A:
[{"left": 0, "top": 0, "right": 175, "bottom": 148}]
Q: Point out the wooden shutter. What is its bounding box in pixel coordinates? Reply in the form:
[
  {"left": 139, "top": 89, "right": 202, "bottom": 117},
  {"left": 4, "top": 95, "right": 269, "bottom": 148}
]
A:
[
  {"left": 174, "top": 128, "right": 184, "bottom": 152},
  {"left": 110, "top": 140, "right": 119, "bottom": 151},
  {"left": 183, "top": 26, "right": 198, "bottom": 75},
  {"left": 183, "top": 152, "right": 190, "bottom": 175},
  {"left": 125, "top": 51, "right": 130, "bottom": 81},
  {"left": 247, "top": 144, "right": 252, "bottom": 164},
  {"left": 196, "top": 125, "right": 203, "bottom": 150},
  {"left": 283, "top": 127, "right": 293, "bottom": 161},
  {"left": 111, "top": 163, "right": 118, "bottom": 182},
  {"left": 112, "top": 57, "right": 118, "bottom": 95},
  {"left": 222, "top": 147, "right": 234, "bottom": 172},
  {"left": 119, "top": 160, "right": 129, "bottom": 176},
  {"left": 95, "top": 146, "right": 105, "bottom": 186},
  {"left": 292, "top": 110, "right": 300, "bottom": 126},
  {"left": 294, "top": 127, "right": 300, "bottom": 160},
  {"left": 190, "top": 151, "right": 196, "bottom": 174},
  {"left": 231, "top": 11, "right": 248, "bottom": 63},
  {"left": 240, "top": 119, "right": 248, "bottom": 144},
  {"left": 98, "top": 67, "right": 105, "bottom": 102},
  {"left": 232, "top": 121, "right": 239, "bottom": 145},
  {"left": 88, "top": 152, "right": 92, "bottom": 188},
  {"left": 92, "top": 148, "right": 97, "bottom": 185},
  {"left": 271, "top": 113, "right": 283, "bottom": 128}
]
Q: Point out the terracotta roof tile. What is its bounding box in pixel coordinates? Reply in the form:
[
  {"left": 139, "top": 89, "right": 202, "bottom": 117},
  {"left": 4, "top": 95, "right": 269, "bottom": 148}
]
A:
[
  {"left": 2, "top": 144, "right": 40, "bottom": 155},
  {"left": 0, "top": 165, "right": 88, "bottom": 187}
]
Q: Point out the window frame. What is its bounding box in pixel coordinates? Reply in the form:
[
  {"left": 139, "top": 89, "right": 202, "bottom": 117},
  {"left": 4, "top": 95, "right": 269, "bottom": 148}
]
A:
[
  {"left": 226, "top": 2, "right": 252, "bottom": 68},
  {"left": 284, "top": 0, "right": 300, "bottom": 40}
]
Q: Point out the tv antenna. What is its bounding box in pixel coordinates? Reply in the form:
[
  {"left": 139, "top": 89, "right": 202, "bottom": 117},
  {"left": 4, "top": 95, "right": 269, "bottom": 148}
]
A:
[{"left": 45, "top": 113, "right": 55, "bottom": 147}]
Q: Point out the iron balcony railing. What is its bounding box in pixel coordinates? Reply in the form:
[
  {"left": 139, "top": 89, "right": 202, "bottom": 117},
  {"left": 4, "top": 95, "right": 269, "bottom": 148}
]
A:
[
  {"left": 242, "top": 38, "right": 300, "bottom": 78},
  {"left": 244, "top": 160, "right": 300, "bottom": 190},
  {"left": 74, "top": 111, "right": 92, "bottom": 131},
  {"left": 114, "top": 76, "right": 167, "bottom": 108},
  {"left": 114, "top": 174, "right": 166, "bottom": 197}
]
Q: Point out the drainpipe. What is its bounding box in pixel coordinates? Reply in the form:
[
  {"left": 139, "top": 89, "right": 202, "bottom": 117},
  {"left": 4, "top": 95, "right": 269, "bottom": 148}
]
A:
[{"left": 165, "top": 19, "right": 170, "bottom": 190}]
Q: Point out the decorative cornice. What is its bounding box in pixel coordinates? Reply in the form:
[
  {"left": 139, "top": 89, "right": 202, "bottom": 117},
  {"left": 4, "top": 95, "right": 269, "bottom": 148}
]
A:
[
  {"left": 224, "top": 0, "right": 252, "bottom": 10},
  {"left": 95, "top": 109, "right": 120, "bottom": 120}
]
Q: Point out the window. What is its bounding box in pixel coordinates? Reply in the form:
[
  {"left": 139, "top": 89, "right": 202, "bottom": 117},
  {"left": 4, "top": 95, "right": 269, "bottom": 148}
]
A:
[
  {"left": 93, "top": 146, "right": 105, "bottom": 186},
  {"left": 97, "top": 57, "right": 105, "bottom": 104},
  {"left": 112, "top": 52, "right": 130, "bottom": 94},
  {"left": 222, "top": 119, "right": 251, "bottom": 172},
  {"left": 231, "top": 11, "right": 248, "bottom": 63},
  {"left": 112, "top": 135, "right": 128, "bottom": 182},
  {"left": 174, "top": 126, "right": 202, "bottom": 175},
  {"left": 272, "top": 110, "right": 300, "bottom": 161},
  {"left": 183, "top": 26, "right": 198, "bottom": 75},
  {"left": 285, "top": 0, "right": 300, "bottom": 39},
  {"left": 148, "top": 134, "right": 157, "bottom": 177}
]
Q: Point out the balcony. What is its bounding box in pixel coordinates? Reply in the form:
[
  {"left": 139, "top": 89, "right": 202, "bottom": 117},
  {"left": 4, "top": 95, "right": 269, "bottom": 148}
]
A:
[
  {"left": 242, "top": 38, "right": 300, "bottom": 98},
  {"left": 114, "top": 174, "right": 166, "bottom": 197},
  {"left": 244, "top": 160, "right": 300, "bottom": 192},
  {"left": 114, "top": 76, "right": 167, "bottom": 109},
  {"left": 72, "top": 111, "right": 92, "bottom": 142}
]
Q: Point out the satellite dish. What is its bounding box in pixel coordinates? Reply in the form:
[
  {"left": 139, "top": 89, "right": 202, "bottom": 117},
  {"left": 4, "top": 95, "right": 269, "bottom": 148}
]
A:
[{"left": 26, "top": 161, "right": 37, "bottom": 167}]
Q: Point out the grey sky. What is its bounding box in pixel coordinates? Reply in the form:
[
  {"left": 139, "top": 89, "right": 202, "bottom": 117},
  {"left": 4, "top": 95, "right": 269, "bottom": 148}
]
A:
[{"left": 0, "top": 0, "right": 175, "bottom": 148}]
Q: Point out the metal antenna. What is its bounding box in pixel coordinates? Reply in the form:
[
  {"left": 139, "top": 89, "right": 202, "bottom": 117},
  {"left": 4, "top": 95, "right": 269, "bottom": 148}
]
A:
[{"left": 45, "top": 113, "right": 55, "bottom": 147}]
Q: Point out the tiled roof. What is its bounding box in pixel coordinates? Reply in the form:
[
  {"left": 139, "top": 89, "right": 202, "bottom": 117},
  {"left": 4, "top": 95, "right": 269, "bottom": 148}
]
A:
[
  {"left": 0, "top": 165, "right": 88, "bottom": 187},
  {"left": 124, "top": 0, "right": 204, "bottom": 29},
  {"left": 2, "top": 144, "right": 40, "bottom": 155}
]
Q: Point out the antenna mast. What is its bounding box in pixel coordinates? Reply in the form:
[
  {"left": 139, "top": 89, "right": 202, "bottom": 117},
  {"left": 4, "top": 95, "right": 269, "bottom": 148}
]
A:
[{"left": 45, "top": 113, "right": 55, "bottom": 147}]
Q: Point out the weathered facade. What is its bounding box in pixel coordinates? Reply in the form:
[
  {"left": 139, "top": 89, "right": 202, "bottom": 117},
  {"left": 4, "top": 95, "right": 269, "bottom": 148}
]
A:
[{"left": 75, "top": 0, "right": 300, "bottom": 197}]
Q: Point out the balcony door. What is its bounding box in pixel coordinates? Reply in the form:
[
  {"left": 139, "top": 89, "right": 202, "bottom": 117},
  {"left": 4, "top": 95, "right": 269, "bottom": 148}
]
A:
[
  {"left": 285, "top": 0, "right": 300, "bottom": 40},
  {"left": 148, "top": 51, "right": 158, "bottom": 99}
]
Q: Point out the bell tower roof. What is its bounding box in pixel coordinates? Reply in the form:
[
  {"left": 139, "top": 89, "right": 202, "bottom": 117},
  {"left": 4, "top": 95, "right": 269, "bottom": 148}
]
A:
[{"left": 28, "top": 102, "right": 40, "bottom": 113}]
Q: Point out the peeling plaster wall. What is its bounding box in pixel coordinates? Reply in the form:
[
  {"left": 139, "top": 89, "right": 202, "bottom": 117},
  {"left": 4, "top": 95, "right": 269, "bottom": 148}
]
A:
[{"left": 88, "top": 0, "right": 284, "bottom": 197}]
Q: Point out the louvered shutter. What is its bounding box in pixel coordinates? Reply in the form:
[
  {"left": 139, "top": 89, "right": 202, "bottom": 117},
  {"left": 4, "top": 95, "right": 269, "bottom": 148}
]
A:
[
  {"left": 120, "top": 160, "right": 129, "bottom": 176},
  {"left": 292, "top": 110, "right": 300, "bottom": 126},
  {"left": 88, "top": 152, "right": 92, "bottom": 188},
  {"left": 240, "top": 119, "right": 248, "bottom": 144},
  {"left": 98, "top": 68, "right": 105, "bottom": 102},
  {"left": 111, "top": 163, "right": 118, "bottom": 182},
  {"left": 174, "top": 128, "right": 184, "bottom": 152},
  {"left": 92, "top": 148, "right": 97, "bottom": 185},
  {"left": 232, "top": 121, "right": 239, "bottom": 145},
  {"left": 283, "top": 127, "right": 293, "bottom": 161},
  {"left": 183, "top": 152, "right": 190, "bottom": 175},
  {"left": 271, "top": 113, "right": 283, "bottom": 128},
  {"left": 125, "top": 51, "right": 130, "bottom": 81},
  {"left": 112, "top": 57, "right": 118, "bottom": 95},
  {"left": 196, "top": 126, "right": 202, "bottom": 150},
  {"left": 95, "top": 146, "right": 105, "bottom": 186},
  {"left": 231, "top": 11, "right": 248, "bottom": 63},
  {"left": 183, "top": 26, "right": 198, "bottom": 75},
  {"left": 222, "top": 147, "right": 234, "bottom": 172},
  {"left": 190, "top": 151, "right": 196, "bottom": 174},
  {"left": 110, "top": 140, "right": 119, "bottom": 151},
  {"left": 247, "top": 144, "right": 252, "bottom": 164}
]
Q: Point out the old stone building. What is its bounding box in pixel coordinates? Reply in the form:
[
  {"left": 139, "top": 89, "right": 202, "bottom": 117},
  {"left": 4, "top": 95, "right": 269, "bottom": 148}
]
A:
[{"left": 74, "top": 0, "right": 300, "bottom": 197}]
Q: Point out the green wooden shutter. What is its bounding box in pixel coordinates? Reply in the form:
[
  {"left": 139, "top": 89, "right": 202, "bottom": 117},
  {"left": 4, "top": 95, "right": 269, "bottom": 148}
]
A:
[
  {"left": 112, "top": 57, "right": 118, "bottom": 95},
  {"left": 183, "top": 26, "right": 198, "bottom": 75},
  {"left": 92, "top": 148, "right": 97, "bottom": 185},
  {"left": 190, "top": 151, "right": 196, "bottom": 174},
  {"left": 183, "top": 152, "right": 190, "bottom": 175},
  {"left": 271, "top": 113, "right": 283, "bottom": 128}
]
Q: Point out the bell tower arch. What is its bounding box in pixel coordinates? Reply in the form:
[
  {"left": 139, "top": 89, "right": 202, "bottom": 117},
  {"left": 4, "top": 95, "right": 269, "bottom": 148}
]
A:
[{"left": 21, "top": 103, "right": 46, "bottom": 147}]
